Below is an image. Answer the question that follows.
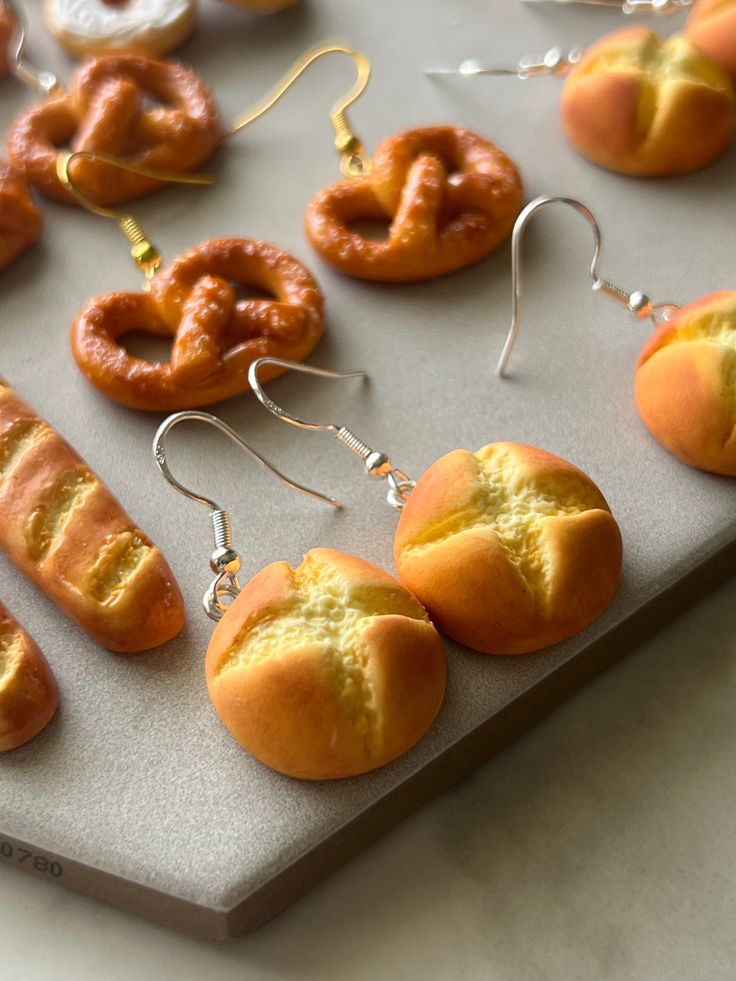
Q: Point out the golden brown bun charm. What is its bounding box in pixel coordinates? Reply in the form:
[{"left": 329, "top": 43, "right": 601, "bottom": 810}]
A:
[
  {"left": 561, "top": 29, "right": 736, "bottom": 176},
  {"left": 0, "top": 603, "right": 58, "bottom": 752},
  {"left": 305, "top": 126, "right": 523, "bottom": 282},
  {"left": 394, "top": 443, "right": 622, "bottom": 655},
  {"left": 0, "top": 162, "right": 42, "bottom": 271},
  {"left": 0, "top": 380, "right": 185, "bottom": 652},
  {"left": 71, "top": 239, "right": 325, "bottom": 411},
  {"left": 43, "top": 0, "right": 197, "bottom": 59},
  {"left": 636, "top": 292, "right": 736, "bottom": 476},
  {"left": 7, "top": 53, "right": 221, "bottom": 206},
  {"left": 686, "top": 0, "right": 736, "bottom": 82},
  {"left": 205, "top": 548, "right": 446, "bottom": 780}
]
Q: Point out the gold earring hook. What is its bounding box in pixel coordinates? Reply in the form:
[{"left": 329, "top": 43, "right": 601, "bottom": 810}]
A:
[
  {"left": 55, "top": 150, "right": 214, "bottom": 288},
  {"left": 228, "top": 42, "right": 372, "bottom": 177}
]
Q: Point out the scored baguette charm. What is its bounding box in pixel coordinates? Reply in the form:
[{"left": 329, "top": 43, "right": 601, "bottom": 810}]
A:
[
  {"left": 0, "top": 381, "right": 185, "bottom": 652},
  {"left": 0, "top": 603, "right": 58, "bottom": 752},
  {"left": 306, "top": 126, "right": 523, "bottom": 282}
]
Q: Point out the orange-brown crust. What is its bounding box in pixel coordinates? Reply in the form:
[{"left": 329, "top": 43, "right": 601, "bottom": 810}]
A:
[
  {"left": 0, "top": 603, "right": 58, "bottom": 752},
  {"left": 0, "top": 162, "right": 43, "bottom": 271},
  {"left": 560, "top": 28, "right": 736, "bottom": 176},
  {"left": 71, "top": 238, "right": 325, "bottom": 411},
  {"left": 686, "top": 0, "right": 736, "bottom": 82},
  {"left": 635, "top": 291, "right": 736, "bottom": 476},
  {"left": 205, "top": 548, "right": 446, "bottom": 780},
  {"left": 305, "top": 126, "right": 523, "bottom": 282},
  {"left": 0, "top": 2, "right": 15, "bottom": 77},
  {"left": 393, "top": 443, "right": 623, "bottom": 655},
  {"left": 0, "top": 380, "right": 185, "bottom": 651},
  {"left": 7, "top": 53, "right": 222, "bottom": 206}
]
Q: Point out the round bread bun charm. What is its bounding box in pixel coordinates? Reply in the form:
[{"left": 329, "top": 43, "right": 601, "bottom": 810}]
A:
[
  {"left": 686, "top": 0, "right": 736, "bottom": 83},
  {"left": 43, "top": 0, "right": 197, "bottom": 59},
  {"left": 306, "top": 125, "right": 523, "bottom": 282},
  {"left": 205, "top": 549, "right": 446, "bottom": 780},
  {"left": 636, "top": 292, "right": 736, "bottom": 477},
  {"left": 394, "top": 443, "right": 623, "bottom": 655},
  {"left": 560, "top": 28, "right": 736, "bottom": 176}
]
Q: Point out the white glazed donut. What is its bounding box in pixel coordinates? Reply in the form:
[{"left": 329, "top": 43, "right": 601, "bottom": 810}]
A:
[{"left": 43, "top": 0, "right": 197, "bottom": 59}]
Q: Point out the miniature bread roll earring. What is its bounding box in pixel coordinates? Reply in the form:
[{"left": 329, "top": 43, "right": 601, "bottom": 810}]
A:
[
  {"left": 152, "top": 413, "right": 446, "bottom": 780},
  {"left": 496, "top": 196, "right": 736, "bottom": 479},
  {"left": 248, "top": 360, "right": 623, "bottom": 655},
  {"left": 56, "top": 152, "right": 325, "bottom": 411},
  {"left": 427, "top": 28, "right": 736, "bottom": 176},
  {"left": 0, "top": 603, "right": 58, "bottom": 751}
]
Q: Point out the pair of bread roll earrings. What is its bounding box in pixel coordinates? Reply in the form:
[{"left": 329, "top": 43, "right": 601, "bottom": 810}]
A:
[
  {"left": 7, "top": 39, "right": 523, "bottom": 281},
  {"left": 153, "top": 358, "right": 623, "bottom": 779},
  {"left": 497, "top": 196, "right": 736, "bottom": 479}
]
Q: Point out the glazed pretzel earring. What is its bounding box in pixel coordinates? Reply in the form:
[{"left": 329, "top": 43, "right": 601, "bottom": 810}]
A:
[
  {"left": 495, "top": 196, "right": 736, "bottom": 479},
  {"left": 427, "top": 27, "right": 736, "bottom": 176},
  {"left": 57, "top": 151, "right": 325, "bottom": 412},
  {"left": 248, "top": 358, "right": 623, "bottom": 656},
  {"left": 152, "top": 412, "right": 446, "bottom": 780}
]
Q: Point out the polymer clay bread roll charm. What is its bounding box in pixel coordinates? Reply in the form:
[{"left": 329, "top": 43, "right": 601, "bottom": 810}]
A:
[
  {"left": 394, "top": 443, "right": 623, "bottom": 655},
  {"left": 0, "top": 603, "right": 58, "bottom": 752},
  {"left": 206, "top": 549, "right": 446, "bottom": 780},
  {"left": 0, "top": 162, "right": 42, "bottom": 270},
  {"left": 636, "top": 292, "right": 736, "bottom": 476},
  {"left": 0, "top": 381, "right": 185, "bottom": 652},
  {"left": 43, "top": 0, "right": 197, "bottom": 59},
  {"left": 306, "top": 126, "right": 523, "bottom": 282},
  {"left": 686, "top": 0, "right": 736, "bottom": 82},
  {"left": 561, "top": 28, "right": 736, "bottom": 176}
]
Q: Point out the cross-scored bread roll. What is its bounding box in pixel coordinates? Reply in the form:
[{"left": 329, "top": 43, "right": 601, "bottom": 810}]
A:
[
  {"left": 0, "top": 603, "right": 58, "bottom": 751},
  {"left": 205, "top": 548, "right": 446, "bottom": 780},
  {"left": 0, "top": 380, "right": 185, "bottom": 652},
  {"left": 394, "top": 444, "right": 623, "bottom": 655},
  {"left": 686, "top": 0, "right": 736, "bottom": 83},
  {"left": 560, "top": 28, "right": 736, "bottom": 176},
  {"left": 635, "top": 291, "right": 736, "bottom": 476}
]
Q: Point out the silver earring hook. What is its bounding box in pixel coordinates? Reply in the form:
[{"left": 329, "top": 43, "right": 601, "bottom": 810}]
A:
[
  {"left": 496, "top": 195, "right": 680, "bottom": 377},
  {"left": 153, "top": 410, "right": 340, "bottom": 621},
  {"left": 248, "top": 358, "right": 416, "bottom": 511},
  {"left": 4, "top": 0, "right": 59, "bottom": 95},
  {"left": 520, "top": 0, "right": 691, "bottom": 13},
  {"left": 425, "top": 45, "right": 583, "bottom": 78}
]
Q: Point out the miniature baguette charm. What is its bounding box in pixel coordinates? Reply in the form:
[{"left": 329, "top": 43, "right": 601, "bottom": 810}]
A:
[
  {"left": 394, "top": 443, "right": 623, "bottom": 655},
  {"left": 206, "top": 549, "right": 446, "bottom": 780},
  {"left": 0, "top": 603, "right": 58, "bottom": 752},
  {"left": 0, "top": 381, "right": 185, "bottom": 652}
]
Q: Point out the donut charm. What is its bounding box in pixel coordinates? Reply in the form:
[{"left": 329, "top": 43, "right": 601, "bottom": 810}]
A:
[
  {"left": 305, "top": 126, "right": 523, "bottom": 282},
  {"left": 561, "top": 29, "right": 736, "bottom": 177},
  {"left": 636, "top": 292, "right": 736, "bottom": 477},
  {"left": 7, "top": 53, "right": 221, "bottom": 206},
  {"left": 394, "top": 443, "right": 622, "bottom": 655},
  {"left": 71, "top": 239, "right": 325, "bottom": 411},
  {"left": 0, "top": 162, "right": 42, "bottom": 271},
  {"left": 43, "top": 0, "right": 197, "bottom": 59}
]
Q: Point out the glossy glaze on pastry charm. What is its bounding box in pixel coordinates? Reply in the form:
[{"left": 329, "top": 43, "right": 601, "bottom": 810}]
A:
[
  {"left": 306, "top": 126, "right": 523, "bottom": 282},
  {"left": 394, "top": 443, "right": 622, "bottom": 655},
  {"left": 561, "top": 28, "right": 736, "bottom": 176},
  {"left": 71, "top": 238, "right": 325, "bottom": 411},
  {"left": 0, "top": 603, "right": 58, "bottom": 752},
  {"left": 7, "top": 52, "right": 221, "bottom": 206},
  {"left": 636, "top": 292, "right": 736, "bottom": 476}
]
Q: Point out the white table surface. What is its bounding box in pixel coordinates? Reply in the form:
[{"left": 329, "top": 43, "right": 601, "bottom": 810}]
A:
[{"left": 3, "top": 577, "right": 734, "bottom": 981}]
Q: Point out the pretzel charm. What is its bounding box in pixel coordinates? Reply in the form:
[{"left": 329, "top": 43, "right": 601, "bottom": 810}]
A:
[
  {"left": 0, "top": 162, "right": 42, "bottom": 270},
  {"left": 305, "top": 126, "right": 523, "bottom": 282},
  {"left": 71, "top": 239, "right": 325, "bottom": 411},
  {"left": 7, "top": 53, "right": 221, "bottom": 206}
]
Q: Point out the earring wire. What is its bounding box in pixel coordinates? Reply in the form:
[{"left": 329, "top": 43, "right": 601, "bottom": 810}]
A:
[
  {"left": 4, "top": 0, "right": 59, "bottom": 95},
  {"left": 153, "top": 410, "right": 340, "bottom": 620},
  {"left": 496, "top": 195, "right": 680, "bottom": 377}
]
